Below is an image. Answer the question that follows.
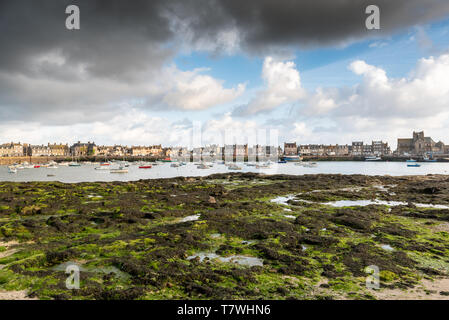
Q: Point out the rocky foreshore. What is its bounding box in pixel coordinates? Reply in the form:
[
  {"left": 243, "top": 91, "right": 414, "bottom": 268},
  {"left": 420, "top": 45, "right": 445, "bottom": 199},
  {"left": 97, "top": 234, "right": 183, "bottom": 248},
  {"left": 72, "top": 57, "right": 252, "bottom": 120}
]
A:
[{"left": 1, "top": 173, "right": 449, "bottom": 300}]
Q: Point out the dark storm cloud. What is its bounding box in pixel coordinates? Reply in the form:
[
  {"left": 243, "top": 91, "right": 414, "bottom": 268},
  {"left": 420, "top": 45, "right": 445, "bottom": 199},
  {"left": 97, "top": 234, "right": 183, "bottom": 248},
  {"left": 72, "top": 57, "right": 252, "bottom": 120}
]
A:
[
  {"left": 1, "top": 0, "right": 449, "bottom": 124},
  {"left": 0, "top": 0, "right": 174, "bottom": 79},
  {"left": 172, "top": 0, "right": 449, "bottom": 52},
  {"left": 2, "top": 0, "right": 449, "bottom": 77}
]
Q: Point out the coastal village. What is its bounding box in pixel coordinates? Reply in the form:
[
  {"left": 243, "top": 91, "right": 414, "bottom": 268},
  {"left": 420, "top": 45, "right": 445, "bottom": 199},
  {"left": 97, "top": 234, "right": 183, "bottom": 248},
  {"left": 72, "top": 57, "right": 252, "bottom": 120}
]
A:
[{"left": 0, "top": 131, "right": 448, "bottom": 162}]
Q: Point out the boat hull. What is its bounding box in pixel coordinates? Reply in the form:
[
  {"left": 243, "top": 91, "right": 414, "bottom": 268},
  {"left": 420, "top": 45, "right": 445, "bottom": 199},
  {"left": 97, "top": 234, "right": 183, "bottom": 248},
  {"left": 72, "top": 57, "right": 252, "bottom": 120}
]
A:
[{"left": 283, "top": 155, "right": 303, "bottom": 162}]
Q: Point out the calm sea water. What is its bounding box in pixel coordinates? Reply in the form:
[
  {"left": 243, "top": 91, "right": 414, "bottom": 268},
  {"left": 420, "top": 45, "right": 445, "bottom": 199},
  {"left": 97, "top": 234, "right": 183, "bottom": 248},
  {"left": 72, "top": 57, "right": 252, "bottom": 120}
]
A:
[{"left": 1, "top": 161, "right": 449, "bottom": 183}]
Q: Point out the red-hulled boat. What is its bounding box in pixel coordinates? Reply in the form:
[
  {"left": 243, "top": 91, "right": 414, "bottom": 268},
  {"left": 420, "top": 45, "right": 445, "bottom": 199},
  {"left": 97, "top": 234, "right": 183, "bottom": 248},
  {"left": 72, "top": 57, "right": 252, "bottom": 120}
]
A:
[
  {"left": 139, "top": 165, "right": 152, "bottom": 169},
  {"left": 34, "top": 165, "right": 41, "bottom": 168}
]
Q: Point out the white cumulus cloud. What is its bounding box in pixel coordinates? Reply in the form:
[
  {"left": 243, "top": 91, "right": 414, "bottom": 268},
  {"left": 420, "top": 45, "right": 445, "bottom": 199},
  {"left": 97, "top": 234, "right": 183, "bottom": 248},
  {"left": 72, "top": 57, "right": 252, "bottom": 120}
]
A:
[{"left": 233, "top": 56, "right": 305, "bottom": 116}]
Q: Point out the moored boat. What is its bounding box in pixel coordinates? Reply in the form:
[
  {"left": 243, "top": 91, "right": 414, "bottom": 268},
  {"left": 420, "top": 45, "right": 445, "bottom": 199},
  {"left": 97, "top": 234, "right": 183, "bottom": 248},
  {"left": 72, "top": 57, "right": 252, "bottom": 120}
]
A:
[
  {"left": 407, "top": 163, "right": 421, "bottom": 167},
  {"left": 303, "top": 162, "right": 318, "bottom": 168},
  {"left": 95, "top": 166, "right": 110, "bottom": 170},
  {"left": 365, "top": 156, "right": 382, "bottom": 161},
  {"left": 256, "top": 162, "right": 272, "bottom": 169},
  {"left": 197, "top": 163, "right": 209, "bottom": 169},
  {"left": 68, "top": 162, "right": 81, "bottom": 167},
  {"left": 8, "top": 166, "right": 17, "bottom": 174},
  {"left": 423, "top": 154, "right": 437, "bottom": 162},
  {"left": 139, "top": 165, "right": 152, "bottom": 169},
  {"left": 227, "top": 164, "right": 242, "bottom": 170},
  {"left": 58, "top": 162, "right": 70, "bottom": 166},
  {"left": 110, "top": 166, "right": 128, "bottom": 173},
  {"left": 283, "top": 155, "right": 303, "bottom": 162}
]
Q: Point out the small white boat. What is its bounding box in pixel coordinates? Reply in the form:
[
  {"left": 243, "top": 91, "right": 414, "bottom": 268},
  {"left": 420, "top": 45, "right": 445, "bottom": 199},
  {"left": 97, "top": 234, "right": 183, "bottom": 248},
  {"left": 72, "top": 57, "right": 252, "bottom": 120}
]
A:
[
  {"left": 69, "top": 162, "right": 81, "bottom": 167},
  {"left": 227, "top": 164, "right": 242, "bottom": 170},
  {"left": 423, "top": 155, "right": 437, "bottom": 162},
  {"left": 171, "top": 163, "right": 180, "bottom": 168},
  {"left": 47, "top": 165, "right": 58, "bottom": 169},
  {"left": 365, "top": 156, "right": 382, "bottom": 161},
  {"left": 95, "top": 166, "right": 110, "bottom": 171},
  {"left": 303, "top": 162, "right": 318, "bottom": 168},
  {"left": 197, "top": 163, "right": 210, "bottom": 169},
  {"left": 256, "top": 162, "right": 272, "bottom": 169},
  {"left": 110, "top": 166, "right": 128, "bottom": 173},
  {"left": 8, "top": 167, "right": 17, "bottom": 174}
]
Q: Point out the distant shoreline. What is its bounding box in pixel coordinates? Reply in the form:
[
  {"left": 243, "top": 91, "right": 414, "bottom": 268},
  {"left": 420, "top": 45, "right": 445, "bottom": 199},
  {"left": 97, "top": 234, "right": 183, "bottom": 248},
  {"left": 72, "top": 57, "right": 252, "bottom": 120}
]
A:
[{"left": 1, "top": 155, "right": 449, "bottom": 165}]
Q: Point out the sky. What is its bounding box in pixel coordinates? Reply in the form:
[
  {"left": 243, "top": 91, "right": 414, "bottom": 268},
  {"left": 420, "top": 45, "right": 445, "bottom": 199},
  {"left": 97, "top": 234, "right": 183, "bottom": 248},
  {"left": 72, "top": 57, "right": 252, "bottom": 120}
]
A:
[{"left": 1, "top": 0, "right": 449, "bottom": 149}]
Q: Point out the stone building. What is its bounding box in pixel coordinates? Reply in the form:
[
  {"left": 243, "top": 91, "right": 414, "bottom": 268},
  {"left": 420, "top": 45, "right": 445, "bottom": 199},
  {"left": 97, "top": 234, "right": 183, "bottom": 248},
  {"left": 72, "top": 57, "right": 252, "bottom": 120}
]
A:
[
  {"left": 48, "top": 143, "right": 69, "bottom": 156},
  {"left": 25, "top": 145, "right": 51, "bottom": 157},
  {"left": 299, "top": 144, "right": 324, "bottom": 156},
  {"left": 397, "top": 131, "right": 442, "bottom": 155},
  {"left": 0, "top": 142, "right": 23, "bottom": 157},
  {"left": 96, "top": 145, "right": 128, "bottom": 157},
  {"left": 284, "top": 142, "right": 298, "bottom": 155},
  {"left": 363, "top": 144, "right": 373, "bottom": 155},
  {"left": 70, "top": 141, "right": 96, "bottom": 157},
  {"left": 372, "top": 141, "right": 391, "bottom": 156},
  {"left": 131, "top": 145, "right": 162, "bottom": 157},
  {"left": 336, "top": 145, "right": 350, "bottom": 156},
  {"left": 351, "top": 142, "right": 364, "bottom": 156}
]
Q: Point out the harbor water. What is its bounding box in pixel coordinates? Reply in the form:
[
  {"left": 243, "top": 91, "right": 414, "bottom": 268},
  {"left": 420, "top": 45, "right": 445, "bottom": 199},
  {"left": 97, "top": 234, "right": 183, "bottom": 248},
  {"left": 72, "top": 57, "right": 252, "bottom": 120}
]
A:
[{"left": 1, "top": 161, "right": 449, "bottom": 183}]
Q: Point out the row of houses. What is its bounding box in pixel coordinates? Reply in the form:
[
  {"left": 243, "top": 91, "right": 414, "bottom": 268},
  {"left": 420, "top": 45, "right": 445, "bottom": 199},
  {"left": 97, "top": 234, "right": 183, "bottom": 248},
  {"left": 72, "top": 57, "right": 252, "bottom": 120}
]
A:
[
  {"left": 171, "top": 144, "right": 280, "bottom": 159},
  {"left": 69, "top": 142, "right": 164, "bottom": 158},
  {"left": 0, "top": 142, "right": 165, "bottom": 158},
  {"left": 0, "top": 131, "right": 447, "bottom": 158},
  {"left": 283, "top": 131, "right": 448, "bottom": 157},
  {"left": 284, "top": 141, "right": 391, "bottom": 157},
  {"left": 0, "top": 143, "right": 70, "bottom": 157}
]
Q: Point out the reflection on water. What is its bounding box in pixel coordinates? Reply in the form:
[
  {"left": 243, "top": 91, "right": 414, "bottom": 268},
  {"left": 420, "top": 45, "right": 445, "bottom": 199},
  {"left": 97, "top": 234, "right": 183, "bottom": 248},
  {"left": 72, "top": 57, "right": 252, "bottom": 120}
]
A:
[
  {"left": 187, "top": 252, "right": 263, "bottom": 266},
  {"left": 323, "top": 199, "right": 449, "bottom": 209},
  {"left": 1, "top": 161, "right": 449, "bottom": 183},
  {"left": 179, "top": 214, "right": 200, "bottom": 223},
  {"left": 324, "top": 199, "right": 407, "bottom": 207},
  {"left": 380, "top": 244, "right": 394, "bottom": 252},
  {"left": 270, "top": 195, "right": 295, "bottom": 206}
]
